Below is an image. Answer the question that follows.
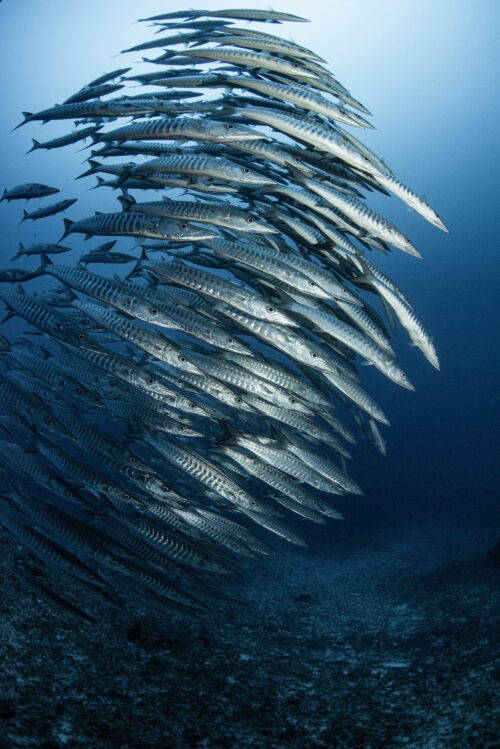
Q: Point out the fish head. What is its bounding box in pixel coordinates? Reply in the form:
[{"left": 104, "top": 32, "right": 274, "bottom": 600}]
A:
[
  {"left": 389, "top": 363, "right": 415, "bottom": 391},
  {"left": 229, "top": 393, "right": 256, "bottom": 413},
  {"left": 158, "top": 219, "right": 218, "bottom": 242},
  {"left": 427, "top": 210, "right": 449, "bottom": 233},
  {"left": 208, "top": 328, "right": 252, "bottom": 356},
  {"left": 253, "top": 300, "right": 298, "bottom": 327},
  {"left": 206, "top": 119, "right": 268, "bottom": 142},
  {"left": 236, "top": 216, "right": 278, "bottom": 234},
  {"left": 124, "top": 296, "right": 176, "bottom": 328}
]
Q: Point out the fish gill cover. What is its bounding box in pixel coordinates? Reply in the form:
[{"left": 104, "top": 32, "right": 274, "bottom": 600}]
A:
[{"left": 0, "top": 7, "right": 447, "bottom": 618}]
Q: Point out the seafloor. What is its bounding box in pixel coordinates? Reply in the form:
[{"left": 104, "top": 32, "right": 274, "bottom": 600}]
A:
[{"left": 1, "top": 525, "right": 498, "bottom": 749}]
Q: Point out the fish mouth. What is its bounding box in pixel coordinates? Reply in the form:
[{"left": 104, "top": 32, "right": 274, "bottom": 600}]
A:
[
  {"left": 398, "top": 377, "right": 416, "bottom": 392},
  {"left": 431, "top": 216, "right": 449, "bottom": 233},
  {"left": 270, "top": 311, "right": 300, "bottom": 327}
]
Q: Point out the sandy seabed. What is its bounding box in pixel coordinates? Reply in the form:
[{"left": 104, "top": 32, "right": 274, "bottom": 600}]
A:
[{"left": 0, "top": 525, "right": 498, "bottom": 749}]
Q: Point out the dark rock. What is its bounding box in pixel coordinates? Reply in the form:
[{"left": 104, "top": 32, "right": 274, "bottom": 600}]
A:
[
  {"left": 294, "top": 593, "right": 312, "bottom": 603},
  {"left": 486, "top": 540, "right": 500, "bottom": 564},
  {"left": 147, "top": 655, "right": 162, "bottom": 669},
  {"left": 126, "top": 621, "right": 142, "bottom": 642},
  {"left": 0, "top": 703, "right": 15, "bottom": 720}
]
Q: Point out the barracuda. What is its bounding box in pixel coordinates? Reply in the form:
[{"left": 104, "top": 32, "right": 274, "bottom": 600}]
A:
[{"left": 0, "top": 6, "right": 446, "bottom": 616}]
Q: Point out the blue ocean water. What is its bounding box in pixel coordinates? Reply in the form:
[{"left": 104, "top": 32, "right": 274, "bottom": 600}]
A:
[{"left": 0, "top": 3, "right": 498, "bottom": 747}]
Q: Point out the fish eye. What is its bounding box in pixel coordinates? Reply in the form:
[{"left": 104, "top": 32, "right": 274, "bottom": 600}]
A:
[
  {"left": 179, "top": 425, "right": 185, "bottom": 431},
  {"left": 81, "top": 319, "right": 90, "bottom": 326},
  {"left": 188, "top": 402, "right": 196, "bottom": 409},
  {"left": 78, "top": 334, "right": 86, "bottom": 340},
  {"left": 225, "top": 123, "right": 235, "bottom": 129},
  {"left": 112, "top": 560, "right": 119, "bottom": 566},
  {"left": 180, "top": 223, "right": 187, "bottom": 229},
  {"left": 290, "top": 398, "right": 297, "bottom": 404},
  {"left": 247, "top": 218, "right": 254, "bottom": 224},
  {"left": 46, "top": 418, "right": 54, "bottom": 425},
  {"left": 235, "top": 397, "right": 242, "bottom": 404},
  {"left": 162, "top": 485, "right": 169, "bottom": 492},
  {"left": 150, "top": 308, "right": 158, "bottom": 315},
  {"left": 226, "top": 337, "right": 234, "bottom": 343},
  {"left": 66, "top": 491, "right": 73, "bottom": 497},
  {"left": 110, "top": 381, "right": 118, "bottom": 388},
  {"left": 147, "top": 377, "right": 154, "bottom": 384},
  {"left": 311, "top": 351, "right": 318, "bottom": 358},
  {"left": 308, "top": 280, "right": 316, "bottom": 287},
  {"left": 243, "top": 168, "right": 250, "bottom": 173},
  {"left": 179, "top": 355, "right": 187, "bottom": 363},
  {"left": 78, "top": 388, "right": 86, "bottom": 395},
  {"left": 267, "top": 305, "right": 275, "bottom": 313},
  {"left": 123, "top": 493, "right": 130, "bottom": 500},
  {"left": 129, "top": 456, "right": 136, "bottom": 463}
]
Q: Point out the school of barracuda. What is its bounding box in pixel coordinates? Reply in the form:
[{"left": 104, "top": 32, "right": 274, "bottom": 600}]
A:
[{"left": 0, "top": 8, "right": 447, "bottom": 618}]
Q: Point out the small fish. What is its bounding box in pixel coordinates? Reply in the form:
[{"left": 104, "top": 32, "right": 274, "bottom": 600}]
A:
[
  {"left": 1, "top": 183, "right": 59, "bottom": 201},
  {"left": 80, "top": 251, "right": 137, "bottom": 265},
  {"left": 11, "top": 242, "right": 73, "bottom": 261},
  {"left": 27, "top": 126, "right": 101, "bottom": 152},
  {"left": 21, "top": 198, "right": 77, "bottom": 222},
  {"left": 60, "top": 213, "right": 218, "bottom": 241}
]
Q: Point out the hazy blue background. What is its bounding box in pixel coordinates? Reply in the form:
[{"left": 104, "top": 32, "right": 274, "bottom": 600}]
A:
[{"left": 0, "top": 0, "right": 498, "bottom": 537}]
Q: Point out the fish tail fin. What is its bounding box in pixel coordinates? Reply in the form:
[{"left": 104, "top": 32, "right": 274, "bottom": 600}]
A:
[
  {"left": 90, "top": 176, "right": 106, "bottom": 191},
  {"left": 126, "top": 246, "right": 147, "bottom": 279},
  {"left": 351, "top": 257, "right": 374, "bottom": 286},
  {"left": 1, "top": 308, "right": 16, "bottom": 324},
  {"left": 19, "top": 209, "right": 29, "bottom": 224},
  {"left": 13, "top": 111, "right": 33, "bottom": 130},
  {"left": 10, "top": 242, "right": 25, "bottom": 261},
  {"left": 77, "top": 159, "right": 99, "bottom": 179},
  {"left": 40, "top": 252, "right": 53, "bottom": 269},
  {"left": 352, "top": 271, "right": 372, "bottom": 286},
  {"left": 117, "top": 193, "right": 135, "bottom": 211},
  {"left": 284, "top": 162, "right": 307, "bottom": 183},
  {"left": 26, "top": 138, "right": 40, "bottom": 154},
  {"left": 216, "top": 421, "right": 242, "bottom": 447},
  {"left": 29, "top": 253, "right": 51, "bottom": 281},
  {"left": 273, "top": 286, "right": 296, "bottom": 305},
  {"left": 60, "top": 218, "right": 74, "bottom": 241}
]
